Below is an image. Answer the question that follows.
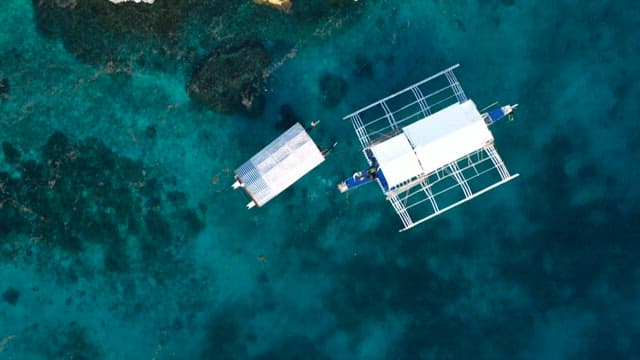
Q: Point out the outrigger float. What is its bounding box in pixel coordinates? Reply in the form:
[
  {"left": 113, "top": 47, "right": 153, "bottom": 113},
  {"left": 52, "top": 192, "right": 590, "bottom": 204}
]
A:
[
  {"left": 338, "top": 64, "right": 518, "bottom": 231},
  {"left": 232, "top": 64, "right": 518, "bottom": 231}
]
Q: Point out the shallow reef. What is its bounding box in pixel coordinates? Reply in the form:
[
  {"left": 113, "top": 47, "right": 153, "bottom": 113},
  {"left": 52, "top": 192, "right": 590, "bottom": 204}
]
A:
[
  {"left": 30, "top": 0, "right": 364, "bottom": 116},
  {"left": 0, "top": 131, "right": 204, "bottom": 273},
  {"left": 44, "top": 324, "right": 101, "bottom": 360},
  {"left": 353, "top": 55, "right": 374, "bottom": 79},
  {"left": 318, "top": 73, "right": 348, "bottom": 108},
  {"left": 187, "top": 42, "right": 270, "bottom": 116},
  {"left": 1, "top": 141, "right": 20, "bottom": 164},
  {"left": 32, "top": 0, "right": 196, "bottom": 67},
  {"left": 253, "top": 335, "right": 329, "bottom": 360},
  {"left": 274, "top": 104, "right": 303, "bottom": 131},
  {"left": 2, "top": 287, "right": 20, "bottom": 305},
  {"left": 0, "top": 77, "right": 8, "bottom": 101}
]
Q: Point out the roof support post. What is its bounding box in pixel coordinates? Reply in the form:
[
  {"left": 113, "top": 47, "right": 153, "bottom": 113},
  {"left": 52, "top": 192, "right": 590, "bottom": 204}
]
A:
[
  {"left": 411, "top": 86, "right": 431, "bottom": 118},
  {"left": 484, "top": 144, "right": 511, "bottom": 180},
  {"left": 445, "top": 69, "right": 467, "bottom": 103},
  {"left": 448, "top": 162, "right": 473, "bottom": 198},
  {"left": 388, "top": 194, "right": 413, "bottom": 229},
  {"left": 419, "top": 180, "right": 439, "bottom": 213},
  {"left": 380, "top": 101, "right": 398, "bottom": 131},
  {"left": 350, "top": 113, "right": 371, "bottom": 148}
]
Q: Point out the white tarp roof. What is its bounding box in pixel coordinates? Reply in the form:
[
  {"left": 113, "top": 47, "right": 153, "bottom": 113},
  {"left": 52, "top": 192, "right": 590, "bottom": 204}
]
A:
[
  {"left": 369, "top": 100, "right": 493, "bottom": 190},
  {"left": 370, "top": 133, "right": 423, "bottom": 189},
  {"left": 403, "top": 100, "right": 493, "bottom": 174},
  {"left": 235, "top": 123, "right": 324, "bottom": 206}
]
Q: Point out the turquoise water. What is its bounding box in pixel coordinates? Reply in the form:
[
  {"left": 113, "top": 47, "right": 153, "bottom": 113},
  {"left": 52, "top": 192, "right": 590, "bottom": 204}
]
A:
[{"left": 1, "top": 0, "right": 639, "bottom": 358}]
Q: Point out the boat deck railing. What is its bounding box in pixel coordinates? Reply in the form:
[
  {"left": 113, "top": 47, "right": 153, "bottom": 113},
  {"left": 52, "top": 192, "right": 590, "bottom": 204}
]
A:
[{"left": 344, "top": 64, "right": 467, "bottom": 149}]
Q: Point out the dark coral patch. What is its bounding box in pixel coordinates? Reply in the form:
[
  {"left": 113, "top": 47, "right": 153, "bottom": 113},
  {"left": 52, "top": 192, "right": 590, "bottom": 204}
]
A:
[
  {"left": 49, "top": 325, "right": 101, "bottom": 360},
  {"left": 318, "top": 73, "right": 348, "bottom": 108},
  {"left": 2, "top": 141, "right": 20, "bottom": 164},
  {"left": 353, "top": 55, "right": 374, "bottom": 79},
  {"left": 32, "top": 0, "right": 195, "bottom": 66},
  {"left": 187, "top": 42, "right": 270, "bottom": 116},
  {"left": 201, "top": 313, "right": 247, "bottom": 359},
  {"left": 0, "top": 78, "right": 8, "bottom": 100},
  {"left": 0, "top": 131, "right": 205, "bottom": 273},
  {"left": 275, "top": 104, "right": 302, "bottom": 131},
  {"left": 2, "top": 287, "right": 20, "bottom": 305}
]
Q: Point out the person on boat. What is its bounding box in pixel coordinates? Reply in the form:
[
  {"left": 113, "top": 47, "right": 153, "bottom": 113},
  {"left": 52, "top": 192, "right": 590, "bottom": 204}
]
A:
[
  {"left": 367, "top": 166, "right": 378, "bottom": 179},
  {"left": 321, "top": 142, "right": 337, "bottom": 156}
]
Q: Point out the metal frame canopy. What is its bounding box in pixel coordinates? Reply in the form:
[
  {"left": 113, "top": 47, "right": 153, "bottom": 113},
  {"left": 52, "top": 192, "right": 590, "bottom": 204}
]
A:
[
  {"left": 343, "top": 64, "right": 519, "bottom": 231},
  {"left": 233, "top": 123, "right": 325, "bottom": 208}
]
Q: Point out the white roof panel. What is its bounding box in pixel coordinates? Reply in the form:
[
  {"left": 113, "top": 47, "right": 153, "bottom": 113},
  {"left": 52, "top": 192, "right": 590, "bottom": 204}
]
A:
[
  {"left": 370, "top": 133, "right": 424, "bottom": 189},
  {"left": 403, "top": 100, "right": 493, "bottom": 174},
  {"left": 235, "top": 123, "right": 324, "bottom": 206}
]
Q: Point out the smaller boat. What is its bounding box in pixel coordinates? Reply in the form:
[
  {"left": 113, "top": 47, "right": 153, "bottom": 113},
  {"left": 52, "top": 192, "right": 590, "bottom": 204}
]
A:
[{"left": 231, "top": 122, "right": 332, "bottom": 209}]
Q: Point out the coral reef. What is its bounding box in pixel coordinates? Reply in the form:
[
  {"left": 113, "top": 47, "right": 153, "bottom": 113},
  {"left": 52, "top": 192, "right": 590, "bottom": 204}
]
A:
[
  {"left": 32, "top": 0, "right": 194, "bottom": 66},
  {"left": 0, "top": 78, "right": 8, "bottom": 101},
  {"left": 2, "top": 287, "right": 20, "bottom": 305},
  {"left": 30, "top": 0, "right": 365, "bottom": 116},
  {"left": 200, "top": 313, "right": 248, "bottom": 359},
  {"left": 291, "top": 0, "right": 358, "bottom": 22},
  {"left": 254, "top": 335, "right": 329, "bottom": 360},
  {"left": 2, "top": 142, "right": 20, "bottom": 164},
  {"left": 318, "top": 73, "right": 348, "bottom": 108},
  {"left": 0, "top": 131, "right": 204, "bottom": 270},
  {"left": 274, "top": 104, "right": 302, "bottom": 131},
  {"left": 187, "top": 42, "right": 270, "bottom": 116},
  {"left": 353, "top": 55, "right": 374, "bottom": 78},
  {"left": 45, "top": 325, "right": 101, "bottom": 360}
]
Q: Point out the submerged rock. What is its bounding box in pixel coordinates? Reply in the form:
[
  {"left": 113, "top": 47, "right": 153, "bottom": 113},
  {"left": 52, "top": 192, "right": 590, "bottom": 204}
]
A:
[
  {"left": 2, "top": 287, "right": 20, "bottom": 305},
  {"left": 187, "top": 42, "right": 270, "bottom": 116},
  {"left": 50, "top": 325, "right": 101, "bottom": 360},
  {"left": 275, "top": 104, "right": 302, "bottom": 131},
  {"left": 353, "top": 55, "right": 374, "bottom": 79},
  {"left": 0, "top": 131, "right": 205, "bottom": 270},
  {"left": 0, "top": 78, "right": 8, "bottom": 100},
  {"left": 32, "top": 0, "right": 194, "bottom": 66},
  {"left": 2, "top": 141, "right": 21, "bottom": 164},
  {"left": 319, "top": 73, "right": 348, "bottom": 108}
]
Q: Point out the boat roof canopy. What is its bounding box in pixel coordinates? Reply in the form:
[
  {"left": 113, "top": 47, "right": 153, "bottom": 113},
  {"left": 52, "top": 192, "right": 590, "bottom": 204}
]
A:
[
  {"left": 235, "top": 123, "right": 324, "bottom": 207},
  {"left": 370, "top": 100, "right": 493, "bottom": 189},
  {"left": 404, "top": 100, "right": 493, "bottom": 174},
  {"left": 370, "top": 133, "right": 423, "bottom": 189}
]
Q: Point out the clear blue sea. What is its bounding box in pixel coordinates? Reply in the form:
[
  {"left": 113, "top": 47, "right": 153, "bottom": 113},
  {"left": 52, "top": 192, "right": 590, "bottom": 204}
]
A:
[{"left": 1, "top": 0, "right": 639, "bottom": 359}]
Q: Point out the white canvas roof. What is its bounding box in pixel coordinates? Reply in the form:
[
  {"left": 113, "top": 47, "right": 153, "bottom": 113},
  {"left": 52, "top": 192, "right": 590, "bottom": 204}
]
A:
[
  {"left": 370, "top": 133, "right": 424, "bottom": 189},
  {"left": 235, "top": 123, "right": 324, "bottom": 206},
  {"left": 403, "top": 100, "right": 493, "bottom": 175},
  {"left": 369, "top": 100, "right": 494, "bottom": 190}
]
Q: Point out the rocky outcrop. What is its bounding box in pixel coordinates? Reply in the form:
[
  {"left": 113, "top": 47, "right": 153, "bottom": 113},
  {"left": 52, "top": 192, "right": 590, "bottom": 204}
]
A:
[{"left": 187, "top": 42, "right": 271, "bottom": 116}]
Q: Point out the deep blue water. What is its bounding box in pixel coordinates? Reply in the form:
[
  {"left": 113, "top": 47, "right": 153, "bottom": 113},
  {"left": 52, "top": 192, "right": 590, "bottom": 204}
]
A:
[{"left": 1, "top": 0, "right": 640, "bottom": 359}]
